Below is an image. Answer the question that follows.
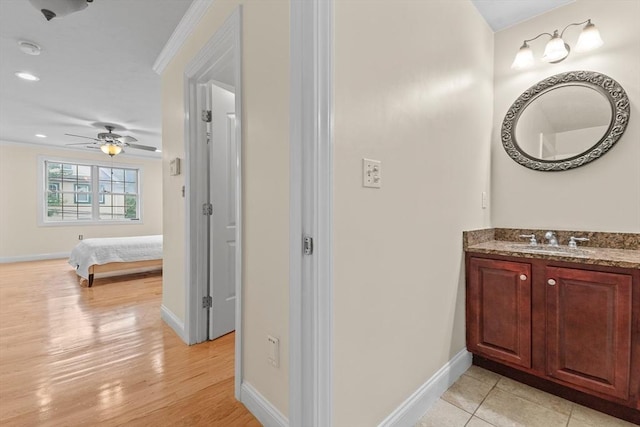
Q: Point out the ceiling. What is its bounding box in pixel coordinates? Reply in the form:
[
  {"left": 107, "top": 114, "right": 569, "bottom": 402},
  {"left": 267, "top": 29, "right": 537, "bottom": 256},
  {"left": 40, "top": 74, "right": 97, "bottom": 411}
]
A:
[
  {"left": 471, "top": 0, "right": 575, "bottom": 32},
  {"left": 0, "top": 0, "right": 192, "bottom": 158},
  {"left": 0, "top": 0, "right": 574, "bottom": 159}
]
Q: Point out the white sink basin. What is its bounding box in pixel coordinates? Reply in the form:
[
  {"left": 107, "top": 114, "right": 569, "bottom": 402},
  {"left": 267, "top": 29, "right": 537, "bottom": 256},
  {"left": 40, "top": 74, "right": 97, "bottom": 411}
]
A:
[{"left": 508, "top": 244, "right": 593, "bottom": 258}]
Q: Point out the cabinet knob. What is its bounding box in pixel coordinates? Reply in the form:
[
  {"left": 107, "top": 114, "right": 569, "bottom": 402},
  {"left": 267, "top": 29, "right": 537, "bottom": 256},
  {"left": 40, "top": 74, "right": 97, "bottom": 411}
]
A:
[
  {"left": 548, "top": 279, "right": 557, "bottom": 286},
  {"left": 520, "top": 274, "right": 527, "bottom": 281}
]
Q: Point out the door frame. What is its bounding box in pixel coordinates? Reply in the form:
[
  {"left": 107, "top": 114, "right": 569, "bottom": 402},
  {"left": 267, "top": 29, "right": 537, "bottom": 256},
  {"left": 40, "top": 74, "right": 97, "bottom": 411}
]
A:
[
  {"left": 183, "top": 6, "right": 243, "bottom": 399},
  {"left": 290, "top": 0, "right": 334, "bottom": 425}
]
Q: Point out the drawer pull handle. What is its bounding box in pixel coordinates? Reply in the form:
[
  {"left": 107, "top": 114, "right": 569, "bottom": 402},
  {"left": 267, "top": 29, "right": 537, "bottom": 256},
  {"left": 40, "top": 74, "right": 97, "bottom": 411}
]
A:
[
  {"left": 520, "top": 274, "right": 527, "bottom": 281},
  {"left": 548, "top": 279, "right": 557, "bottom": 286}
]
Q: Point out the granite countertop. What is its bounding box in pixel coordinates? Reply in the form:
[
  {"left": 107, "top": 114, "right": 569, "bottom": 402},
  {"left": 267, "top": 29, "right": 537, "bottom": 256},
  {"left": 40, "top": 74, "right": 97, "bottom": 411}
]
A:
[{"left": 464, "top": 228, "right": 640, "bottom": 269}]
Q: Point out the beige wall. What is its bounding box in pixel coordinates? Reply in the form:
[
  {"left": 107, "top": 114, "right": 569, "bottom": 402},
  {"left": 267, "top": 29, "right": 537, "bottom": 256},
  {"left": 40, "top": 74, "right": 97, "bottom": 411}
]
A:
[
  {"left": 160, "top": 0, "right": 290, "bottom": 415},
  {"left": 0, "top": 142, "right": 162, "bottom": 259},
  {"left": 492, "top": 0, "right": 640, "bottom": 232},
  {"left": 333, "top": 1, "right": 494, "bottom": 425}
]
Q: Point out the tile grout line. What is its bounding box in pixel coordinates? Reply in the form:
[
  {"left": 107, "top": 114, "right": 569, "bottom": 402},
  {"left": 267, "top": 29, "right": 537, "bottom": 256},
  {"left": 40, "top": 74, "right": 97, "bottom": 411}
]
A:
[
  {"left": 465, "top": 376, "right": 501, "bottom": 427},
  {"left": 566, "top": 404, "right": 575, "bottom": 427}
]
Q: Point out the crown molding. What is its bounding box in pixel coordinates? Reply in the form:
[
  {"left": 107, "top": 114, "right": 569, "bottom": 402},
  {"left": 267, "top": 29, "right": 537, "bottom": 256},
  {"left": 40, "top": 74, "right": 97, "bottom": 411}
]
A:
[{"left": 152, "top": 0, "right": 215, "bottom": 75}]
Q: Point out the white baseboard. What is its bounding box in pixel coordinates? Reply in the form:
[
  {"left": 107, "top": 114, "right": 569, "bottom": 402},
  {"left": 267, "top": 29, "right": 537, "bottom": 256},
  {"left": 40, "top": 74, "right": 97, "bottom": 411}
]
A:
[
  {"left": 241, "top": 382, "right": 288, "bottom": 427},
  {"left": 378, "top": 349, "right": 472, "bottom": 427},
  {"left": 160, "top": 304, "right": 188, "bottom": 344},
  {"left": 0, "top": 252, "right": 70, "bottom": 263}
]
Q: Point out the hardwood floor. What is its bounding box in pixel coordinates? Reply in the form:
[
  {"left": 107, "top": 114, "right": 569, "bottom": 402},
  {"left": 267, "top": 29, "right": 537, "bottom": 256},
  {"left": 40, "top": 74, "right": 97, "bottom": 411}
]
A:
[{"left": 0, "top": 259, "right": 260, "bottom": 426}]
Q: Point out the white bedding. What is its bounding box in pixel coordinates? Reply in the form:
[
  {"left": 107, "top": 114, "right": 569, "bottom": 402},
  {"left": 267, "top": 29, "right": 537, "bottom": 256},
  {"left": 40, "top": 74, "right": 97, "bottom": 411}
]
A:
[{"left": 68, "top": 235, "right": 163, "bottom": 279}]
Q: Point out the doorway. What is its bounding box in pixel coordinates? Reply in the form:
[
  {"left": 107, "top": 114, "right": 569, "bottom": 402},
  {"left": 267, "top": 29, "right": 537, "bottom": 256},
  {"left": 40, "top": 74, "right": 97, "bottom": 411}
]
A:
[{"left": 184, "top": 7, "right": 243, "bottom": 399}]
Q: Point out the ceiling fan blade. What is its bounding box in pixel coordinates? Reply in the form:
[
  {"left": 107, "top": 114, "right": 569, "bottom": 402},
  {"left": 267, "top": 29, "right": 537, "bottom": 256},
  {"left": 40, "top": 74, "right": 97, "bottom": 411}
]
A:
[
  {"left": 65, "top": 133, "right": 101, "bottom": 142},
  {"left": 116, "top": 135, "right": 138, "bottom": 143},
  {"left": 125, "top": 143, "right": 157, "bottom": 152},
  {"left": 66, "top": 142, "right": 98, "bottom": 146}
]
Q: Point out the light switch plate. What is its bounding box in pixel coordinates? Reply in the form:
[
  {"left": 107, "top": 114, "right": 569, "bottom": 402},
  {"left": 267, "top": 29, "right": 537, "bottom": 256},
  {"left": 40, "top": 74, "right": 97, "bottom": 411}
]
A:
[
  {"left": 170, "top": 158, "right": 181, "bottom": 176},
  {"left": 363, "top": 158, "right": 381, "bottom": 188}
]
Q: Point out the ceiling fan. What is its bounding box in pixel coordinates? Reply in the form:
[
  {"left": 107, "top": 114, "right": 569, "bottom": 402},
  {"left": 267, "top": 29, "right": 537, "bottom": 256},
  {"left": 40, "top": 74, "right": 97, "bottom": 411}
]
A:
[{"left": 66, "top": 125, "right": 157, "bottom": 157}]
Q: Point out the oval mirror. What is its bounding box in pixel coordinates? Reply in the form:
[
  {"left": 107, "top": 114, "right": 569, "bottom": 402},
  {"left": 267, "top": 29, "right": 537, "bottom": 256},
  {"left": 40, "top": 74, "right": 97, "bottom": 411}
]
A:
[{"left": 502, "top": 71, "right": 630, "bottom": 171}]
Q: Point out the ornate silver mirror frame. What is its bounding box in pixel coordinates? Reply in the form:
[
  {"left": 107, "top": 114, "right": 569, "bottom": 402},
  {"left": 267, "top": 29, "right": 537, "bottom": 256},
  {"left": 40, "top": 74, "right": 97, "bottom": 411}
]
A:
[{"left": 502, "top": 71, "right": 630, "bottom": 171}]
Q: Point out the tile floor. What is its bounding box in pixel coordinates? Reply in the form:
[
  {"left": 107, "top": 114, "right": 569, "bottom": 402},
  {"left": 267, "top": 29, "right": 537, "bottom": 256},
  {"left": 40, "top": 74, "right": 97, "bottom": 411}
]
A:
[{"left": 416, "top": 365, "right": 637, "bottom": 427}]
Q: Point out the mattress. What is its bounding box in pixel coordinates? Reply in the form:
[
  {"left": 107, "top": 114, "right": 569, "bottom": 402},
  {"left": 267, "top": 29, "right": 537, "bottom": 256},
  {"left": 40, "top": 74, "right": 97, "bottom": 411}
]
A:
[{"left": 68, "top": 235, "right": 163, "bottom": 279}]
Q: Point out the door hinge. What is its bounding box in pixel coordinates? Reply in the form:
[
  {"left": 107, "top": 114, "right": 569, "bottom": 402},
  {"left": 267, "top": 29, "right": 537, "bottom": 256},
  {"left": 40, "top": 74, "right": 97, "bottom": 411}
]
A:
[
  {"left": 202, "top": 296, "right": 212, "bottom": 308},
  {"left": 202, "top": 203, "right": 213, "bottom": 215},
  {"left": 202, "top": 110, "right": 212, "bottom": 122},
  {"left": 303, "top": 235, "right": 314, "bottom": 255}
]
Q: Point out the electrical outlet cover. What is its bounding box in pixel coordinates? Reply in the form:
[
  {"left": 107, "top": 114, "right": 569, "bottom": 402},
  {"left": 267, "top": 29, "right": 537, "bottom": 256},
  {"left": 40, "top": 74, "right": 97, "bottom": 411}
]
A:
[{"left": 267, "top": 335, "right": 279, "bottom": 368}]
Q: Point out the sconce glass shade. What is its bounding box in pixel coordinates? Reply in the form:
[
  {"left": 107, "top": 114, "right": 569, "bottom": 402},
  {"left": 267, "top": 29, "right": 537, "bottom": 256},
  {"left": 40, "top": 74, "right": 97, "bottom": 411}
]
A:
[
  {"left": 542, "top": 34, "right": 569, "bottom": 62},
  {"left": 101, "top": 144, "right": 122, "bottom": 157},
  {"left": 511, "top": 43, "right": 535, "bottom": 69},
  {"left": 575, "top": 22, "right": 603, "bottom": 52}
]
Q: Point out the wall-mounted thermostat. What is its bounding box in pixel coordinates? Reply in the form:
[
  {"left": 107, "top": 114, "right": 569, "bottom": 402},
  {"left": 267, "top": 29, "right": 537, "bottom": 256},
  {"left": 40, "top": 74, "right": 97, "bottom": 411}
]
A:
[{"left": 170, "top": 158, "right": 181, "bottom": 176}]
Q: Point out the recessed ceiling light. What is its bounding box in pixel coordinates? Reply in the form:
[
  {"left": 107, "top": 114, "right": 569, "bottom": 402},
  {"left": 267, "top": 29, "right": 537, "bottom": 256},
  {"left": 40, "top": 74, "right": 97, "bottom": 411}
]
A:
[
  {"left": 155, "top": 149, "right": 162, "bottom": 153},
  {"left": 18, "top": 41, "right": 42, "bottom": 56},
  {"left": 35, "top": 134, "right": 47, "bottom": 138},
  {"left": 15, "top": 72, "right": 40, "bottom": 81}
]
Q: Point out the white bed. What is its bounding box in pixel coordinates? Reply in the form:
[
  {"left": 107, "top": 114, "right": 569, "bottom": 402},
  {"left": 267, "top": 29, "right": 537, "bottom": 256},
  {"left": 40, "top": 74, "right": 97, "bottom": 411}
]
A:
[{"left": 68, "top": 235, "right": 163, "bottom": 287}]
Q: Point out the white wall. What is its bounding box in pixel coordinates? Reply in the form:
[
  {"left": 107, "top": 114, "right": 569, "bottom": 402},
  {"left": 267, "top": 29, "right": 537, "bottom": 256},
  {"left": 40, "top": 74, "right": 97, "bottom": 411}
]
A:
[
  {"left": 161, "top": 0, "right": 290, "bottom": 415},
  {"left": 333, "top": 1, "right": 494, "bottom": 425},
  {"left": 492, "top": 0, "right": 640, "bottom": 232},
  {"left": 0, "top": 142, "right": 162, "bottom": 260}
]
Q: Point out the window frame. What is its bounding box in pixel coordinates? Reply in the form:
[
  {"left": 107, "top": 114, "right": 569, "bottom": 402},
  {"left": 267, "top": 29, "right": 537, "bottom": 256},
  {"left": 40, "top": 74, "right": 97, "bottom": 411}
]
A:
[
  {"left": 73, "top": 183, "right": 92, "bottom": 204},
  {"left": 38, "top": 156, "right": 144, "bottom": 227}
]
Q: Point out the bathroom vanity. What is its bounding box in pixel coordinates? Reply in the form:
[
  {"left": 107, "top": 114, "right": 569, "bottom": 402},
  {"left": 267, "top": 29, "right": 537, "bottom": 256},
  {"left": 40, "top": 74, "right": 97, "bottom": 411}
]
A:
[{"left": 464, "top": 228, "right": 640, "bottom": 423}]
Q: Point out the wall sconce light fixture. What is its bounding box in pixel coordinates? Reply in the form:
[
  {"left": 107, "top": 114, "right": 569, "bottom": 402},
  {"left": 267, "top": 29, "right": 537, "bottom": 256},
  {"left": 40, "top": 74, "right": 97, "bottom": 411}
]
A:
[{"left": 511, "top": 19, "right": 603, "bottom": 70}]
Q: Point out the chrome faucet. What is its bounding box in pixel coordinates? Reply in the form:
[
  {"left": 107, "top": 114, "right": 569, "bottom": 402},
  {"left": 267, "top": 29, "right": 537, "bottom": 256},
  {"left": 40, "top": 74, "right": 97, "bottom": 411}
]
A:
[
  {"left": 544, "top": 231, "right": 559, "bottom": 247},
  {"left": 568, "top": 236, "right": 590, "bottom": 249}
]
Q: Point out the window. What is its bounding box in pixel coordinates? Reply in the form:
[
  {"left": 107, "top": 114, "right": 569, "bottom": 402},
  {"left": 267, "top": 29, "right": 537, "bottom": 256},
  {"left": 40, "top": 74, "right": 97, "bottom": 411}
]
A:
[
  {"left": 42, "top": 159, "right": 141, "bottom": 224},
  {"left": 74, "top": 183, "right": 91, "bottom": 204}
]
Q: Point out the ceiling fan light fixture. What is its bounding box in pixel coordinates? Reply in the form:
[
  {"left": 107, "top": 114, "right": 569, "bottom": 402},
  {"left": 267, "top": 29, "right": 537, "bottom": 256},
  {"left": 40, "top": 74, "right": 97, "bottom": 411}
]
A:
[{"left": 101, "top": 144, "right": 122, "bottom": 157}]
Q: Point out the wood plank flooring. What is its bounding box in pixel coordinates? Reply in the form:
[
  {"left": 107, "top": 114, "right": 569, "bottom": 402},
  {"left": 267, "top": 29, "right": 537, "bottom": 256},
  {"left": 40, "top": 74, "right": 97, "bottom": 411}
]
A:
[{"left": 0, "top": 259, "right": 260, "bottom": 426}]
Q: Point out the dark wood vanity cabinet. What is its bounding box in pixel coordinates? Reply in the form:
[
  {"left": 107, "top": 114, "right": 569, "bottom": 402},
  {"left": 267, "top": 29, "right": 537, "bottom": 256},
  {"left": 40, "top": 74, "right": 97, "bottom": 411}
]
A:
[{"left": 466, "top": 254, "right": 640, "bottom": 420}]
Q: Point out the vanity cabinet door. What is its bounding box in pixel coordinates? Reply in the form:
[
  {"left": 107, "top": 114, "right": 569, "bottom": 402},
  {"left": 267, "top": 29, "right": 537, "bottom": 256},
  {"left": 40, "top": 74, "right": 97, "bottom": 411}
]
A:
[
  {"left": 467, "top": 258, "right": 532, "bottom": 368},
  {"left": 546, "top": 267, "right": 632, "bottom": 400}
]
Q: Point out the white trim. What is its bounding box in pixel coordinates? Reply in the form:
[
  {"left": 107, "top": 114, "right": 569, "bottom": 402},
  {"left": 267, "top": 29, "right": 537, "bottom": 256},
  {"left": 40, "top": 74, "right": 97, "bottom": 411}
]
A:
[
  {"left": 240, "top": 382, "right": 289, "bottom": 427},
  {"left": 0, "top": 252, "right": 69, "bottom": 263},
  {"left": 183, "top": 5, "right": 243, "bottom": 400},
  {"left": 231, "top": 10, "right": 243, "bottom": 401},
  {"left": 160, "top": 304, "right": 188, "bottom": 343},
  {"left": 377, "top": 349, "right": 472, "bottom": 427},
  {"left": 289, "top": 0, "right": 334, "bottom": 425},
  {"left": 152, "top": 0, "right": 215, "bottom": 75}
]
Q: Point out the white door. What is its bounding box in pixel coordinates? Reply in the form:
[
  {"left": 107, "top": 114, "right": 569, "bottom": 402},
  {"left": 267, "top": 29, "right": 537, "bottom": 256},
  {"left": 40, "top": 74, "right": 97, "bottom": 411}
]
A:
[{"left": 208, "top": 82, "right": 237, "bottom": 340}]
